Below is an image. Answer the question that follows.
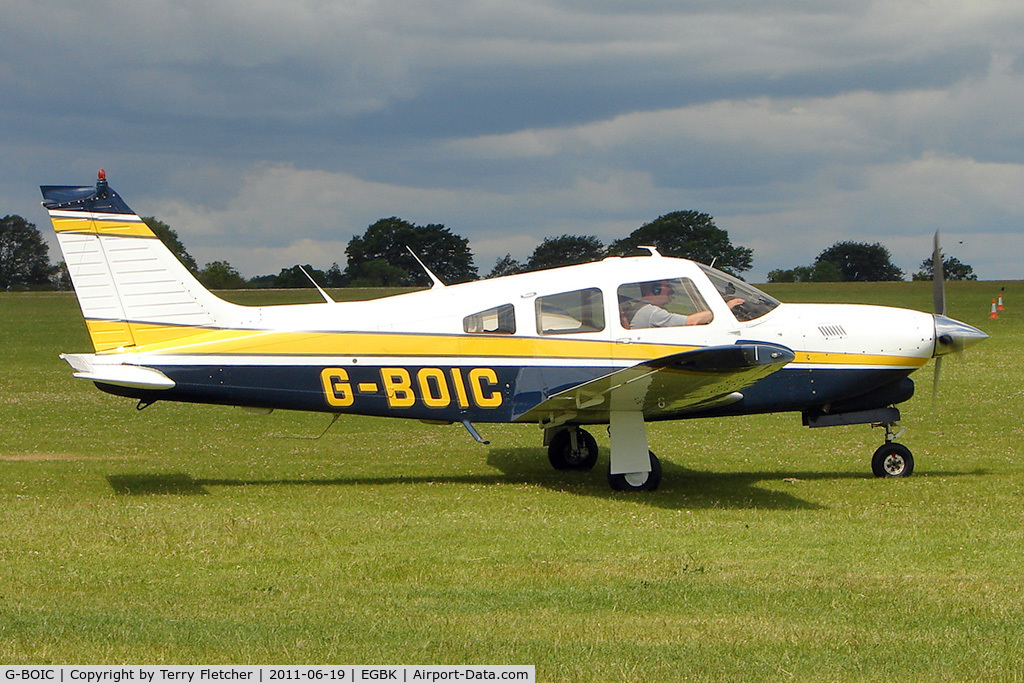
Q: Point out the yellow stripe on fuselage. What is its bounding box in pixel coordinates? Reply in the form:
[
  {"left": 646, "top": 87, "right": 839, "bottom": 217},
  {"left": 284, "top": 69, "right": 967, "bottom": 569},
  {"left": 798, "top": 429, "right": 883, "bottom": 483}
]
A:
[
  {"left": 84, "top": 320, "right": 136, "bottom": 352},
  {"left": 100, "top": 326, "right": 654, "bottom": 361},
  {"left": 88, "top": 322, "right": 929, "bottom": 368},
  {"left": 792, "top": 351, "right": 928, "bottom": 369},
  {"left": 85, "top": 320, "right": 214, "bottom": 352}
]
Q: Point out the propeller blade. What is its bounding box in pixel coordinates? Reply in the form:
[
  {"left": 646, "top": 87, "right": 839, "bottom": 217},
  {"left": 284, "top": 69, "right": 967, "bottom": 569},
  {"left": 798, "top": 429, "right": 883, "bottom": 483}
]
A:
[
  {"left": 928, "top": 231, "right": 989, "bottom": 403},
  {"left": 932, "top": 231, "right": 946, "bottom": 403},
  {"left": 932, "top": 231, "right": 946, "bottom": 316}
]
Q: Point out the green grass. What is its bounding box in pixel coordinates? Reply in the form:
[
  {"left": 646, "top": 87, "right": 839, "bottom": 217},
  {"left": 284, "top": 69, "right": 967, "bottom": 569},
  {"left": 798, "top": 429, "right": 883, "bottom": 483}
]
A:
[{"left": 1, "top": 283, "right": 1023, "bottom": 680}]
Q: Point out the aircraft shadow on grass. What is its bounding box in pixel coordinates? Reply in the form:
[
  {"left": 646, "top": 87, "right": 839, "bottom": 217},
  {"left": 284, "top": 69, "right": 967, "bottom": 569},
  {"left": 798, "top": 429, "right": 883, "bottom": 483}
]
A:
[{"left": 104, "top": 448, "right": 985, "bottom": 511}]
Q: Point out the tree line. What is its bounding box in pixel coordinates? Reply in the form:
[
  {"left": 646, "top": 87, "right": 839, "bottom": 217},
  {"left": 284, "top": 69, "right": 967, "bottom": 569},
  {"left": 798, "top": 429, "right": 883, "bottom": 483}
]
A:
[
  {"left": 766, "top": 241, "right": 976, "bottom": 283},
  {"left": 2, "top": 210, "right": 975, "bottom": 291}
]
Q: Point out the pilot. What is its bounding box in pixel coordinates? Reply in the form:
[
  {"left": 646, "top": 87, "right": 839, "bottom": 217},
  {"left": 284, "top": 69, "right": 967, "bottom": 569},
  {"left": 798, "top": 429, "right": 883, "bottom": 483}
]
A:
[{"left": 627, "top": 280, "right": 744, "bottom": 328}]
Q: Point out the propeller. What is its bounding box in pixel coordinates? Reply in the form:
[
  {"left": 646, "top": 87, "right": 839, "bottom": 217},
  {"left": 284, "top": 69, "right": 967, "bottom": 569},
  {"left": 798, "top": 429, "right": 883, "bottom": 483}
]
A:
[
  {"left": 930, "top": 231, "right": 988, "bottom": 401},
  {"left": 932, "top": 231, "right": 945, "bottom": 401},
  {"left": 932, "top": 231, "right": 946, "bottom": 317}
]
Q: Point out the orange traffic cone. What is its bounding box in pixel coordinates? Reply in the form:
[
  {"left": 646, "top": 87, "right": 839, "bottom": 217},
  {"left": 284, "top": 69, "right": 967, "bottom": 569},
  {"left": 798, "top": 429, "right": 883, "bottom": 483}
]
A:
[
  {"left": 990, "top": 299, "right": 999, "bottom": 319},
  {"left": 998, "top": 293, "right": 1004, "bottom": 310}
]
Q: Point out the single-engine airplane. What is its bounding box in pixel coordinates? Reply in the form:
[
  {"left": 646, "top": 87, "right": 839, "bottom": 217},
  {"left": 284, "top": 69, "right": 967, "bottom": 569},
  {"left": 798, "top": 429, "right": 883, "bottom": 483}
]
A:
[{"left": 41, "top": 172, "right": 988, "bottom": 491}]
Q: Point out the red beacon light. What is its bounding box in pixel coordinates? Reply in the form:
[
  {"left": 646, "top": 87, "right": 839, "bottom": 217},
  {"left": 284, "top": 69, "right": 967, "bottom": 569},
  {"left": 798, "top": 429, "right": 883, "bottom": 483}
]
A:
[{"left": 98, "top": 169, "right": 106, "bottom": 181}]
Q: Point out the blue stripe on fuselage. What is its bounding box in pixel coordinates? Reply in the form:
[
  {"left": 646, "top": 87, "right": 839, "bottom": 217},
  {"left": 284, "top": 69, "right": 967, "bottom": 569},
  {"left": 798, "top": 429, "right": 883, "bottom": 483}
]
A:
[{"left": 92, "top": 362, "right": 917, "bottom": 425}]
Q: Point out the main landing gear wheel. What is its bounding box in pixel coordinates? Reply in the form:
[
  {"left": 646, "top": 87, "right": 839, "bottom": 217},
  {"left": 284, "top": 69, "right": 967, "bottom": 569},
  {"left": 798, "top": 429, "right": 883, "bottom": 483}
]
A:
[
  {"left": 609, "top": 451, "right": 662, "bottom": 492},
  {"left": 548, "top": 428, "right": 599, "bottom": 471},
  {"left": 872, "top": 443, "right": 914, "bottom": 478}
]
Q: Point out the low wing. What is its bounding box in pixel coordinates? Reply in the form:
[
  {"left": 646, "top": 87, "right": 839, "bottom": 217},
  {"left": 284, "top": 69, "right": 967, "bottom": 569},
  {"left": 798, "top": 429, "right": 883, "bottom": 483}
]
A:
[{"left": 516, "top": 343, "right": 794, "bottom": 425}]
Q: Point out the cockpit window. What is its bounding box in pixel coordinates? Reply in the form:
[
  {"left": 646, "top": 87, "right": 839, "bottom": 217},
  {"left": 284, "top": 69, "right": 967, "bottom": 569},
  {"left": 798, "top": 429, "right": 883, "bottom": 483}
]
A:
[
  {"left": 698, "top": 265, "right": 780, "bottom": 322},
  {"left": 618, "top": 278, "right": 712, "bottom": 328},
  {"left": 536, "top": 288, "right": 605, "bottom": 335},
  {"left": 464, "top": 304, "right": 516, "bottom": 334}
]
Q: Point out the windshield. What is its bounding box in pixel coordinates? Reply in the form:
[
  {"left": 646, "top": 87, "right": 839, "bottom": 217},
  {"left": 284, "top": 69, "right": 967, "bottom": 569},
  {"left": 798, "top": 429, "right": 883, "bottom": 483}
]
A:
[{"left": 698, "top": 265, "right": 780, "bottom": 322}]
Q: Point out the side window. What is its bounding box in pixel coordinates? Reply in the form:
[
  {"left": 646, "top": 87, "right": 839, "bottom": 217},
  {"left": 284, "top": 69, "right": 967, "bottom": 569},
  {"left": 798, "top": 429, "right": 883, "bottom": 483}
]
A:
[
  {"left": 618, "top": 278, "right": 712, "bottom": 329},
  {"left": 464, "top": 304, "right": 516, "bottom": 334},
  {"left": 535, "top": 288, "right": 605, "bottom": 335}
]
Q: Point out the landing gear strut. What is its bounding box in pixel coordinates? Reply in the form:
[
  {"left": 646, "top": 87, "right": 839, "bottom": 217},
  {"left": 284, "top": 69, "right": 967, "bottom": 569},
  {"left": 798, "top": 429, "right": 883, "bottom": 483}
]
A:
[
  {"left": 871, "top": 422, "right": 914, "bottom": 477},
  {"left": 543, "top": 412, "right": 663, "bottom": 491}
]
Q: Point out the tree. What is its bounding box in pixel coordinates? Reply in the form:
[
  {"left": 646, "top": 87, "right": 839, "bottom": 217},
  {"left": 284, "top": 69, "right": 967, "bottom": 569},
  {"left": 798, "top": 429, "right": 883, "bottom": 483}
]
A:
[
  {"left": 815, "top": 241, "right": 904, "bottom": 282},
  {"left": 198, "top": 261, "right": 248, "bottom": 290},
  {"left": 525, "top": 234, "right": 605, "bottom": 272},
  {"left": 767, "top": 261, "right": 843, "bottom": 283},
  {"left": 142, "top": 217, "right": 199, "bottom": 274},
  {"left": 344, "top": 217, "right": 477, "bottom": 287},
  {"left": 54, "top": 262, "right": 72, "bottom": 291},
  {"left": 1, "top": 215, "right": 56, "bottom": 289},
  {"left": 912, "top": 255, "right": 977, "bottom": 281},
  {"left": 487, "top": 254, "right": 526, "bottom": 279},
  {"left": 324, "top": 262, "right": 346, "bottom": 287},
  {"left": 274, "top": 264, "right": 328, "bottom": 288},
  {"left": 607, "top": 211, "right": 753, "bottom": 276},
  {"left": 248, "top": 274, "right": 279, "bottom": 289},
  {"left": 347, "top": 258, "right": 408, "bottom": 287}
]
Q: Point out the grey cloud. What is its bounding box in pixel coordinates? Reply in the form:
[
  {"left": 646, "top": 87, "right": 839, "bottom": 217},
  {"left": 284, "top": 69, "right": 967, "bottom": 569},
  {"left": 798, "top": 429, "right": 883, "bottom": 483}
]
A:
[{"left": 4, "top": 0, "right": 1024, "bottom": 280}]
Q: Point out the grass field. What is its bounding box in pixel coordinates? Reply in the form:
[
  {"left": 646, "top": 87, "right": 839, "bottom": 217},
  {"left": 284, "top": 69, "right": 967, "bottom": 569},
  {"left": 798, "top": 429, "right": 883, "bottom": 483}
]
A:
[{"left": 1, "top": 281, "right": 1022, "bottom": 680}]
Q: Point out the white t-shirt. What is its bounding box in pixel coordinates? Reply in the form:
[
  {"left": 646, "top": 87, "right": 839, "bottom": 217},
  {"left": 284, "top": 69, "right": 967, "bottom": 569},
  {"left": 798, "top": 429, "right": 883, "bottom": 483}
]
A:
[{"left": 630, "top": 303, "right": 688, "bottom": 328}]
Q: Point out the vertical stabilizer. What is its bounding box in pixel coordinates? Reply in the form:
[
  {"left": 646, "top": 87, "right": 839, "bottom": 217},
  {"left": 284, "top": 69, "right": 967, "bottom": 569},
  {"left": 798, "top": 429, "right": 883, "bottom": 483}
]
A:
[{"left": 41, "top": 171, "right": 244, "bottom": 352}]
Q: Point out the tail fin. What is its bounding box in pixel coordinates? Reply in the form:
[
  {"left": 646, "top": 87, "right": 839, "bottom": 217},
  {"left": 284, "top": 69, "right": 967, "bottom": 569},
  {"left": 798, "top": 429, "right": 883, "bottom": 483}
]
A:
[{"left": 41, "top": 171, "right": 244, "bottom": 352}]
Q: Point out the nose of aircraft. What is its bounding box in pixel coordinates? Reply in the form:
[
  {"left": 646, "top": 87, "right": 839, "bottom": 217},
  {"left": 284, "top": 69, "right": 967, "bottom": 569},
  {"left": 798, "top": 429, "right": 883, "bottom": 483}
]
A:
[{"left": 933, "top": 314, "right": 988, "bottom": 356}]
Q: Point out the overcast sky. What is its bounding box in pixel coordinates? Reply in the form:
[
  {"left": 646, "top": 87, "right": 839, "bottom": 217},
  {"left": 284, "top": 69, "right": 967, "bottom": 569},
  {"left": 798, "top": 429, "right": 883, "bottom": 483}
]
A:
[{"left": 3, "top": 1, "right": 1023, "bottom": 281}]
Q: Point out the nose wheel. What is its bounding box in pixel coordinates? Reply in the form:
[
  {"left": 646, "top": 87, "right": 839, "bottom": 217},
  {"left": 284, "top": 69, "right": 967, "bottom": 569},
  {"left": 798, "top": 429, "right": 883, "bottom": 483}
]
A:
[
  {"left": 872, "top": 443, "right": 914, "bottom": 477},
  {"left": 871, "top": 422, "right": 914, "bottom": 477}
]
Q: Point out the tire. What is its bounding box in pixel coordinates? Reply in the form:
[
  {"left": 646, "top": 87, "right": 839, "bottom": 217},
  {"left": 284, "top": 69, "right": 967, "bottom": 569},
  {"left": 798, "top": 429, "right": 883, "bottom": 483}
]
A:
[
  {"left": 609, "top": 451, "right": 662, "bottom": 492},
  {"left": 547, "top": 428, "right": 599, "bottom": 471},
  {"left": 872, "top": 443, "right": 914, "bottom": 478}
]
